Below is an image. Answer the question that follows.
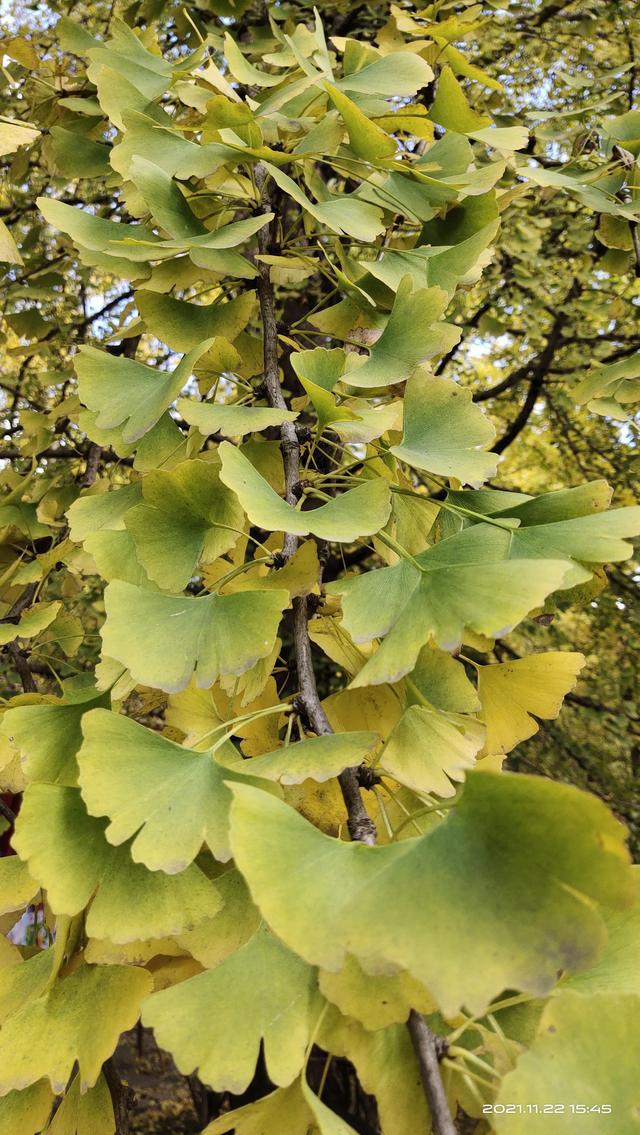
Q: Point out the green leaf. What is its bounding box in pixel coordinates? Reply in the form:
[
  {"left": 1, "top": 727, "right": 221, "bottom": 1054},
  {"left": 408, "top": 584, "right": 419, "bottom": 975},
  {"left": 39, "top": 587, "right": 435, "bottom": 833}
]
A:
[
  {"left": 1, "top": 679, "right": 110, "bottom": 787},
  {"left": 67, "top": 481, "right": 143, "bottom": 543},
  {"left": 223, "top": 32, "right": 282, "bottom": 88},
  {"left": 343, "top": 279, "right": 458, "bottom": 389},
  {"left": 84, "top": 528, "right": 151, "bottom": 587},
  {"left": 75, "top": 342, "right": 212, "bottom": 443},
  {"left": 201, "top": 1082, "right": 312, "bottom": 1135},
  {"left": 429, "top": 66, "right": 492, "bottom": 133},
  {"left": 563, "top": 868, "right": 640, "bottom": 997},
  {"left": 407, "top": 642, "right": 480, "bottom": 714},
  {"left": 177, "top": 867, "right": 260, "bottom": 969},
  {"left": 244, "top": 731, "right": 380, "bottom": 784},
  {"left": 477, "top": 652, "right": 586, "bottom": 755},
  {"left": 101, "top": 580, "right": 287, "bottom": 692},
  {"left": 327, "top": 525, "right": 573, "bottom": 686},
  {"left": 493, "top": 992, "right": 640, "bottom": 1133},
  {"left": 13, "top": 784, "right": 221, "bottom": 940},
  {"left": 87, "top": 17, "right": 173, "bottom": 99},
  {"left": 390, "top": 370, "right": 497, "bottom": 487},
  {"left": 325, "top": 84, "right": 396, "bottom": 160},
  {"left": 0, "top": 602, "right": 61, "bottom": 647},
  {"left": 143, "top": 926, "right": 320, "bottom": 1092},
  {"left": 336, "top": 51, "right": 434, "bottom": 97},
  {"left": 77, "top": 707, "right": 277, "bottom": 870},
  {"left": 48, "top": 126, "right": 111, "bottom": 179},
  {"left": 178, "top": 400, "right": 299, "bottom": 438},
  {"left": 379, "top": 704, "right": 481, "bottom": 796},
  {"left": 0, "top": 856, "right": 37, "bottom": 915},
  {"left": 128, "top": 156, "right": 203, "bottom": 240},
  {"left": 219, "top": 442, "right": 391, "bottom": 540},
  {"left": 319, "top": 955, "right": 434, "bottom": 1031},
  {"left": 37, "top": 197, "right": 157, "bottom": 260},
  {"left": 137, "top": 289, "right": 255, "bottom": 353},
  {"left": 319, "top": 1008, "right": 429, "bottom": 1135},
  {"left": 229, "top": 771, "right": 633, "bottom": 1015},
  {"left": 265, "top": 164, "right": 385, "bottom": 243},
  {"left": 47, "top": 1073, "right": 114, "bottom": 1135},
  {"left": 0, "top": 220, "right": 23, "bottom": 266},
  {"left": 0, "top": 962, "right": 152, "bottom": 1094},
  {"left": 470, "top": 125, "right": 529, "bottom": 150},
  {"left": 0, "top": 952, "right": 54, "bottom": 1027},
  {"left": 0, "top": 1082, "right": 54, "bottom": 1135},
  {"left": 124, "top": 458, "right": 244, "bottom": 591}
]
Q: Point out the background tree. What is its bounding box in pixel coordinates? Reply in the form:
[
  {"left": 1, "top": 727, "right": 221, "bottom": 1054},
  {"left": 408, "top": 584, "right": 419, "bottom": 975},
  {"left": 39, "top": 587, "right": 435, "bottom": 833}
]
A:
[{"left": 0, "top": 2, "right": 639, "bottom": 1134}]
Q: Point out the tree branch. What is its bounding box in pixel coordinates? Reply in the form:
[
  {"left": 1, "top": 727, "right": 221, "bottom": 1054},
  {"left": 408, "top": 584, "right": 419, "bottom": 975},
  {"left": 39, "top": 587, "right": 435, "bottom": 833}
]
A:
[
  {"left": 490, "top": 282, "right": 579, "bottom": 454},
  {"left": 255, "top": 165, "right": 454, "bottom": 1133},
  {"left": 408, "top": 1013, "right": 456, "bottom": 1135},
  {"left": 0, "top": 797, "right": 16, "bottom": 825}
]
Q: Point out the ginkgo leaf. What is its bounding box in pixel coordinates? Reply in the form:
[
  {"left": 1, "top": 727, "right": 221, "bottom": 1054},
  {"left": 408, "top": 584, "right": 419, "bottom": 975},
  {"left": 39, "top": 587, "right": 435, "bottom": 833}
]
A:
[
  {"left": 177, "top": 868, "right": 260, "bottom": 969},
  {"left": 243, "top": 731, "right": 380, "bottom": 784},
  {"left": 229, "top": 771, "right": 633, "bottom": 1016},
  {"left": 0, "top": 602, "right": 61, "bottom": 647},
  {"left": 0, "top": 119, "right": 40, "bottom": 157},
  {"left": 13, "top": 784, "right": 221, "bottom": 941},
  {"left": 429, "top": 66, "right": 492, "bottom": 133},
  {"left": 390, "top": 370, "right": 497, "bottom": 487},
  {"left": 0, "top": 1081, "right": 54, "bottom": 1135},
  {"left": 448, "top": 480, "right": 612, "bottom": 523},
  {"left": 0, "top": 962, "right": 152, "bottom": 1094},
  {"left": 342, "top": 279, "right": 458, "bottom": 389},
  {"left": 477, "top": 652, "right": 586, "bottom": 755},
  {"left": 124, "top": 459, "right": 244, "bottom": 591},
  {"left": 84, "top": 528, "right": 151, "bottom": 587},
  {"left": 0, "top": 220, "right": 23, "bottom": 266},
  {"left": 101, "top": 580, "right": 287, "bottom": 693},
  {"left": 319, "top": 1007, "right": 429, "bottom": 1135},
  {"left": 0, "top": 952, "right": 54, "bottom": 1027},
  {"left": 336, "top": 51, "right": 434, "bottom": 97},
  {"left": 408, "top": 642, "right": 480, "bottom": 713},
  {"left": 219, "top": 442, "right": 391, "bottom": 540},
  {"left": 201, "top": 1082, "right": 312, "bottom": 1135},
  {"left": 177, "top": 399, "right": 298, "bottom": 438},
  {"left": 484, "top": 504, "right": 640, "bottom": 576},
  {"left": 47, "top": 1073, "right": 114, "bottom": 1135},
  {"left": 137, "top": 290, "right": 255, "bottom": 353},
  {"left": 379, "top": 704, "right": 481, "bottom": 796},
  {"left": 327, "top": 525, "right": 573, "bottom": 686},
  {"left": 319, "top": 954, "right": 435, "bottom": 1031},
  {"left": 265, "top": 164, "right": 385, "bottom": 243},
  {"left": 67, "top": 480, "right": 142, "bottom": 542},
  {"left": 37, "top": 197, "right": 158, "bottom": 259},
  {"left": 128, "top": 156, "right": 204, "bottom": 240},
  {"left": 1, "top": 679, "right": 109, "bottom": 787},
  {"left": 77, "top": 707, "right": 278, "bottom": 870},
  {"left": 0, "top": 856, "right": 37, "bottom": 914},
  {"left": 143, "top": 926, "right": 321, "bottom": 1093},
  {"left": 325, "top": 84, "right": 396, "bottom": 160},
  {"left": 493, "top": 992, "right": 640, "bottom": 1133},
  {"left": 563, "top": 868, "right": 640, "bottom": 997},
  {"left": 74, "top": 341, "right": 212, "bottom": 443}
]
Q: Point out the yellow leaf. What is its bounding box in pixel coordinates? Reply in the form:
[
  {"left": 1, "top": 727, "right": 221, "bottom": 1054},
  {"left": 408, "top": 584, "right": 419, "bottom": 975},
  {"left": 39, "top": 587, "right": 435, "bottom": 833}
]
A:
[{"left": 478, "top": 652, "right": 585, "bottom": 755}]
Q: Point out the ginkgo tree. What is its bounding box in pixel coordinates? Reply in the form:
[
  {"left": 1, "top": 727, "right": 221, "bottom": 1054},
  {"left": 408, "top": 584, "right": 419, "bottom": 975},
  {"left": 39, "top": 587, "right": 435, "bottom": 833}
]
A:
[{"left": 0, "top": 2, "right": 639, "bottom": 1134}]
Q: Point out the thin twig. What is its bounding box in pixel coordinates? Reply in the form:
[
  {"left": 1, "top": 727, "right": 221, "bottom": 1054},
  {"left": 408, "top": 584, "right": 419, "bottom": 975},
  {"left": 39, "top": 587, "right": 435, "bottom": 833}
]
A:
[
  {"left": 408, "top": 1012, "right": 457, "bottom": 1135},
  {"left": 0, "top": 797, "right": 16, "bottom": 825}
]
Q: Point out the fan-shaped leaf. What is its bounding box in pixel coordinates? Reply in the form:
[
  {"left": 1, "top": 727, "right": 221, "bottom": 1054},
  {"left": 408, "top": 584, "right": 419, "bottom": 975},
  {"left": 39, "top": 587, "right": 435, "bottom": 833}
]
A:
[
  {"left": 143, "top": 926, "right": 320, "bottom": 1092},
  {"left": 229, "top": 772, "right": 633, "bottom": 1015},
  {"left": 101, "top": 580, "right": 287, "bottom": 693},
  {"left": 219, "top": 442, "right": 391, "bottom": 540}
]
